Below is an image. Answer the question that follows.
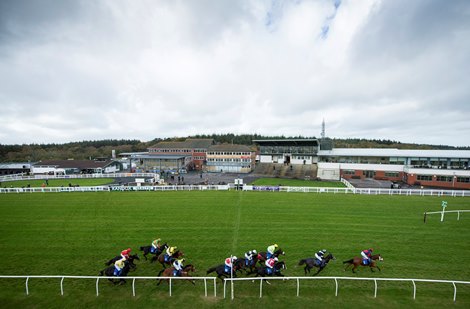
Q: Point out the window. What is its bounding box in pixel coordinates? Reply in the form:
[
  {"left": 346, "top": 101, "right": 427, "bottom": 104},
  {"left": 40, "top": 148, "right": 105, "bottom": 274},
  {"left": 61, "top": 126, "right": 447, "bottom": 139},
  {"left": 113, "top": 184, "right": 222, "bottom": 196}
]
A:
[
  {"left": 436, "top": 176, "right": 452, "bottom": 182},
  {"left": 457, "top": 177, "right": 470, "bottom": 183},
  {"left": 385, "top": 172, "right": 399, "bottom": 177},
  {"left": 417, "top": 175, "right": 432, "bottom": 181},
  {"left": 343, "top": 170, "right": 355, "bottom": 175}
]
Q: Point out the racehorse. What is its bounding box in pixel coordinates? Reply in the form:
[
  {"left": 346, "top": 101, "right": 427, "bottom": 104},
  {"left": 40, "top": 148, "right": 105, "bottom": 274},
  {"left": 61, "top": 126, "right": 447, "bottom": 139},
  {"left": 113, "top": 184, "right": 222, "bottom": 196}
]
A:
[
  {"left": 105, "top": 254, "right": 140, "bottom": 270},
  {"left": 99, "top": 260, "right": 131, "bottom": 285},
  {"left": 257, "top": 248, "right": 285, "bottom": 265},
  {"left": 139, "top": 243, "right": 168, "bottom": 261},
  {"left": 157, "top": 264, "right": 196, "bottom": 286},
  {"left": 206, "top": 263, "right": 240, "bottom": 281},
  {"left": 234, "top": 255, "right": 258, "bottom": 274},
  {"left": 252, "top": 261, "right": 286, "bottom": 278},
  {"left": 298, "top": 253, "right": 336, "bottom": 275},
  {"left": 343, "top": 254, "right": 383, "bottom": 273},
  {"left": 156, "top": 250, "right": 184, "bottom": 269}
]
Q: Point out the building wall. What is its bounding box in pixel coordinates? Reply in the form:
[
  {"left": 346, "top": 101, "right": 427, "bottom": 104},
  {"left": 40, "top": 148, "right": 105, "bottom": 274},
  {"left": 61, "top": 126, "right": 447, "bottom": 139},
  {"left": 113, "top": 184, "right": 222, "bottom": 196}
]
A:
[{"left": 206, "top": 151, "right": 255, "bottom": 173}]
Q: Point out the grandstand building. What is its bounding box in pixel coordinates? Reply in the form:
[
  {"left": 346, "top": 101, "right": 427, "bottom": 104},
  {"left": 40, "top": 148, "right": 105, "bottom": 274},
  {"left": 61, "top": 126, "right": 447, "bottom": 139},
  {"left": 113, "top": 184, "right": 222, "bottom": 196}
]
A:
[
  {"left": 317, "top": 148, "right": 470, "bottom": 189},
  {"left": 206, "top": 144, "right": 256, "bottom": 173},
  {"left": 145, "top": 139, "right": 214, "bottom": 171}
]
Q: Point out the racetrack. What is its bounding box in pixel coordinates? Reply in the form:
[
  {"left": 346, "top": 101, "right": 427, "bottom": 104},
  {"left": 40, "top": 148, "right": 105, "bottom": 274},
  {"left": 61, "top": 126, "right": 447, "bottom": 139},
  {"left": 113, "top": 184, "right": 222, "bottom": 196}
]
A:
[{"left": 0, "top": 191, "right": 469, "bottom": 308}]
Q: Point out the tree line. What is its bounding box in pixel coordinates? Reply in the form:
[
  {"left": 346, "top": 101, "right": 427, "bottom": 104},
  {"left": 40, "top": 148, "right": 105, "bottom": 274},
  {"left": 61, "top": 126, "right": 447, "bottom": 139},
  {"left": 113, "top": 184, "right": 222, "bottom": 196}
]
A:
[{"left": 0, "top": 135, "right": 468, "bottom": 162}]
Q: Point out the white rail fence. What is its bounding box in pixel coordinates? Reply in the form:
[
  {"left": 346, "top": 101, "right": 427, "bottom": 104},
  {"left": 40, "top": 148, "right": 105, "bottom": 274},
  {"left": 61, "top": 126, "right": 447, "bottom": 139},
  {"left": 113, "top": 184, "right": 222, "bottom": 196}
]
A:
[
  {"left": 1, "top": 184, "right": 469, "bottom": 197},
  {"left": 0, "top": 275, "right": 217, "bottom": 297},
  {"left": 424, "top": 210, "right": 470, "bottom": 223},
  {"left": 223, "top": 276, "right": 470, "bottom": 302},
  {"left": 0, "top": 173, "right": 158, "bottom": 183}
]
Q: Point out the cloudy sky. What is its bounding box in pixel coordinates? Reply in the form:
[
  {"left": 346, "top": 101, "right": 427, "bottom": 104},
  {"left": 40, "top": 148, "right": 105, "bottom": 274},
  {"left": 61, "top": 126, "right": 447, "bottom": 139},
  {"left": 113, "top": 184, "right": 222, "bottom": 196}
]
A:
[{"left": 1, "top": 0, "right": 469, "bottom": 146}]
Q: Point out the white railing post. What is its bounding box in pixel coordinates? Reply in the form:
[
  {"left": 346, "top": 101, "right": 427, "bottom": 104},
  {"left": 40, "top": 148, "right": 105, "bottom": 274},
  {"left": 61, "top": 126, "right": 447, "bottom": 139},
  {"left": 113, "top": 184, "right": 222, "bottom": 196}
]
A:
[
  {"left": 223, "top": 279, "right": 226, "bottom": 298},
  {"left": 297, "top": 278, "right": 300, "bottom": 297},
  {"left": 60, "top": 277, "right": 65, "bottom": 295},
  {"left": 334, "top": 278, "right": 338, "bottom": 296},
  {"left": 412, "top": 280, "right": 416, "bottom": 299},
  {"left": 204, "top": 278, "right": 207, "bottom": 297},
  {"left": 374, "top": 279, "right": 377, "bottom": 298},
  {"left": 453, "top": 282, "right": 457, "bottom": 302},
  {"left": 132, "top": 278, "right": 136, "bottom": 296},
  {"left": 457, "top": 211, "right": 460, "bottom": 221},
  {"left": 96, "top": 278, "right": 100, "bottom": 296},
  {"left": 25, "top": 277, "right": 29, "bottom": 295}
]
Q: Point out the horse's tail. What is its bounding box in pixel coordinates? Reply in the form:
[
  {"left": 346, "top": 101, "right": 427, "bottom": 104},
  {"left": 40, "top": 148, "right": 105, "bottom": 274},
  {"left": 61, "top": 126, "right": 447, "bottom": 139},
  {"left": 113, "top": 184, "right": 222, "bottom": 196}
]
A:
[
  {"left": 343, "top": 259, "right": 353, "bottom": 264},
  {"left": 207, "top": 266, "right": 217, "bottom": 274},
  {"left": 298, "top": 259, "right": 307, "bottom": 266}
]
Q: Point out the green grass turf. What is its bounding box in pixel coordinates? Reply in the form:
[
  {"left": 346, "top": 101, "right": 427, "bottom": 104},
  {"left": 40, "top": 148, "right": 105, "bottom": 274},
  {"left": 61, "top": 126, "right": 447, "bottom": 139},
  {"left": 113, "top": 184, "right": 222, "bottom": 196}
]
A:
[
  {"left": 0, "top": 191, "right": 469, "bottom": 308},
  {"left": 1, "top": 178, "right": 115, "bottom": 188},
  {"left": 250, "top": 178, "right": 345, "bottom": 187}
]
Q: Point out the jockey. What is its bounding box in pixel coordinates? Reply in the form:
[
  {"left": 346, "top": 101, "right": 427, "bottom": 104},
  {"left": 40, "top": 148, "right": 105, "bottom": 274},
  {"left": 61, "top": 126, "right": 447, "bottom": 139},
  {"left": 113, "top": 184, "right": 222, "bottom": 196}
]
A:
[
  {"left": 265, "top": 257, "right": 278, "bottom": 275},
  {"left": 315, "top": 249, "right": 327, "bottom": 267},
  {"left": 224, "top": 256, "right": 237, "bottom": 274},
  {"left": 151, "top": 238, "right": 161, "bottom": 254},
  {"left": 121, "top": 248, "right": 131, "bottom": 260},
  {"left": 114, "top": 258, "right": 126, "bottom": 276},
  {"left": 165, "top": 246, "right": 177, "bottom": 262},
  {"left": 172, "top": 258, "right": 185, "bottom": 277},
  {"left": 361, "top": 248, "right": 373, "bottom": 265},
  {"left": 266, "top": 244, "right": 278, "bottom": 259},
  {"left": 244, "top": 249, "right": 257, "bottom": 266}
]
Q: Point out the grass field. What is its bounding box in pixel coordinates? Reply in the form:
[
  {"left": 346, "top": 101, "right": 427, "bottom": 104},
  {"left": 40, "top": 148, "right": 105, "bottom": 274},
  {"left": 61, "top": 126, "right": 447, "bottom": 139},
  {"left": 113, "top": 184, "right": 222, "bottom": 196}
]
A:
[
  {"left": 0, "top": 191, "right": 469, "bottom": 308},
  {"left": 1, "top": 178, "right": 115, "bottom": 188}
]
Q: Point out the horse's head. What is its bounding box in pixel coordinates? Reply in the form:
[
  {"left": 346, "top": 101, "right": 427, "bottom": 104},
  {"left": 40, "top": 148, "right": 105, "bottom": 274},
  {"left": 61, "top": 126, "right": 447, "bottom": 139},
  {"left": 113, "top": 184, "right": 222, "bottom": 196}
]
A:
[
  {"left": 161, "top": 243, "right": 168, "bottom": 250},
  {"left": 326, "top": 253, "right": 336, "bottom": 261},
  {"left": 184, "top": 264, "right": 196, "bottom": 272},
  {"left": 130, "top": 254, "right": 140, "bottom": 261},
  {"left": 274, "top": 249, "right": 285, "bottom": 256},
  {"left": 175, "top": 250, "right": 184, "bottom": 258},
  {"left": 372, "top": 254, "right": 383, "bottom": 261},
  {"left": 275, "top": 261, "right": 286, "bottom": 271}
]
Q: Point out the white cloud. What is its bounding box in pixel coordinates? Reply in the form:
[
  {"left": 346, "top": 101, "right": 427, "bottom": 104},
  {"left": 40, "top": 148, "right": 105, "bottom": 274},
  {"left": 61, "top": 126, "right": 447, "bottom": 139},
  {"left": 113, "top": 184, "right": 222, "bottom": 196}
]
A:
[{"left": 0, "top": 0, "right": 469, "bottom": 146}]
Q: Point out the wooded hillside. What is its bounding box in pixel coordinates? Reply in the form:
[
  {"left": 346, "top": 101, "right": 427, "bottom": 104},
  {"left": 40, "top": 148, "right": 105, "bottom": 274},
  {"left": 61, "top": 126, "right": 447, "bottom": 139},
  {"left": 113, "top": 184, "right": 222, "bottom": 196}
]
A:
[{"left": 0, "top": 135, "right": 468, "bottom": 162}]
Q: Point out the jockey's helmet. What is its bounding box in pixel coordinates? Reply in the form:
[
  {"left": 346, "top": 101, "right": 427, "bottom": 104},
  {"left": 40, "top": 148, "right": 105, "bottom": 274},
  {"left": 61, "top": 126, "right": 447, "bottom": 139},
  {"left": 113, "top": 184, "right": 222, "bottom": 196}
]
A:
[
  {"left": 253, "top": 249, "right": 257, "bottom": 254},
  {"left": 127, "top": 248, "right": 131, "bottom": 252},
  {"left": 232, "top": 256, "right": 237, "bottom": 260},
  {"left": 274, "top": 244, "right": 278, "bottom": 248},
  {"left": 322, "top": 249, "right": 327, "bottom": 253}
]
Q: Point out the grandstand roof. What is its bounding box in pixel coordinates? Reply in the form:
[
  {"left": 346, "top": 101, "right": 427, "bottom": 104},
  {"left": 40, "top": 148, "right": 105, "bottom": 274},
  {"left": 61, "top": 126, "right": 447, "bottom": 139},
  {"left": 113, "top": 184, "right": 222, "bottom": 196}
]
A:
[
  {"left": 207, "top": 144, "right": 253, "bottom": 152},
  {"left": 149, "top": 139, "right": 214, "bottom": 149},
  {"left": 33, "top": 160, "right": 117, "bottom": 169},
  {"left": 253, "top": 139, "right": 319, "bottom": 146},
  {"left": 131, "top": 154, "right": 187, "bottom": 160},
  {"left": 318, "top": 148, "right": 470, "bottom": 158}
]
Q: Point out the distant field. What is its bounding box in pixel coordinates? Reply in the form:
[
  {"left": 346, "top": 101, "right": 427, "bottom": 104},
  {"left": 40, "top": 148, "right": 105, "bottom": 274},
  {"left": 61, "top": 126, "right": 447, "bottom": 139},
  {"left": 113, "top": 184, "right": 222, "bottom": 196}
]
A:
[
  {"left": 250, "top": 178, "right": 345, "bottom": 187},
  {"left": 1, "top": 178, "right": 115, "bottom": 188},
  {"left": 0, "top": 191, "right": 469, "bottom": 308}
]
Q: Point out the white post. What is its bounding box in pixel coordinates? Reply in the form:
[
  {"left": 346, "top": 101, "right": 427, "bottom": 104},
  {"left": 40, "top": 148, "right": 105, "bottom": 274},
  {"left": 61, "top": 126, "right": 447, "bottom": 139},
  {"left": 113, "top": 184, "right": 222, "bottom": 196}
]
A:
[
  {"left": 230, "top": 255, "right": 234, "bottom": 300},
  {"left": 95, "top": 278, "right": 100, "bottom": 296},
  {"left": 441, "top": 201, "right": 448, "bottom": 222},
  {"left": 223, "top": 279, "right": 226, "bottom": 298},
  {"left": 214, "top": 278, "right": 217, "bottom": 297},
  {"left": 334, "top": 278, "right": 338, "bottom": 296},
  {"left": 25, "top": 277, "right": 29, "bottom": 295},
  {"left": 374, "top": 279, "right": 377, "bottom": 298},
  {"left": 453, "top": 282, "right": 457, "bottom": 302},
  {"left": 204, "top": 278, "right": 207, "bottom": 297},
  {"left": 412, "top": 280, "right": 416, "bottom": 299},
  {"left": 60, "top": 277, "right": 65, "bottom": 296},
  {"left": 132, "top": 278, "right": 136, "bottom": 296},
  {"left": 297, "top": 278, "right": 300, "bottom": 297},
  {"left": 169, "top": 278, "right": 172, "bottom": 296},
  {"left": 457, "top": 211, "right": 460, "bottom": 221}
]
